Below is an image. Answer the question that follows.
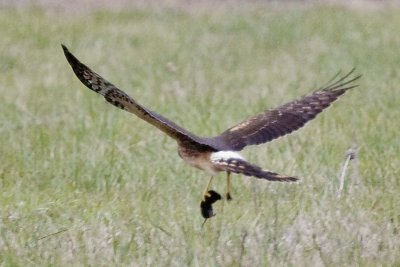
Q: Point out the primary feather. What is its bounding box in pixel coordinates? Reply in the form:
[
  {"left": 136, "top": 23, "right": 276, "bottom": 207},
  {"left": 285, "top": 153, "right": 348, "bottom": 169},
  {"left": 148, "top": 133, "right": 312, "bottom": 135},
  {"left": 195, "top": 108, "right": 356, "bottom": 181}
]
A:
[
  {"left": 211, "top": 69, "right": 361, "bottom": 151},
  {"left": 62, "top": 44, "right": 214, "bottom": 151}
]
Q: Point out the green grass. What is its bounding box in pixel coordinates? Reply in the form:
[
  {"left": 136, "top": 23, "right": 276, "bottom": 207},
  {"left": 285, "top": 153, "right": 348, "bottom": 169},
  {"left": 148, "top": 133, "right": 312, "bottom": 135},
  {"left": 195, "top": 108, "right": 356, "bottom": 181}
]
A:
[{"left": 1, "top": 3, "right": 400, "bottom": 266}]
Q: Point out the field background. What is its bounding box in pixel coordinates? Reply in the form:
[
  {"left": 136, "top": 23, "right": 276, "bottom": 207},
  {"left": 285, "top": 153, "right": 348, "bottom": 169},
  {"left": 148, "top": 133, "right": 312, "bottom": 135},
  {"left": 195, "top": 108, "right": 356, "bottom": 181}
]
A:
[{"left": 1, "top": 1, "right": 399, "bottom": 266}]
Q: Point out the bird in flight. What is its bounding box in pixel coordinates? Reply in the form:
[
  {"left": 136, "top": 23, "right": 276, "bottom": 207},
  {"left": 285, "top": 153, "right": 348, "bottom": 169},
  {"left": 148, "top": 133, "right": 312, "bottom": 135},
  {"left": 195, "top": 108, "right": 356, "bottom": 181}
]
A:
[{"left": 62, "top": 45, "right": 361, "bottom": 220}]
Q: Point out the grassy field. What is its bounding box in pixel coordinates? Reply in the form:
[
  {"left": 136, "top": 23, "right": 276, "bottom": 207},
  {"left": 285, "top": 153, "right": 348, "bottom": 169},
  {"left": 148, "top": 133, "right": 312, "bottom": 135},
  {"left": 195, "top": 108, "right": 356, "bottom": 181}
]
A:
[{"left": 1, "top": 2, "right": 400, "bottom": 266}]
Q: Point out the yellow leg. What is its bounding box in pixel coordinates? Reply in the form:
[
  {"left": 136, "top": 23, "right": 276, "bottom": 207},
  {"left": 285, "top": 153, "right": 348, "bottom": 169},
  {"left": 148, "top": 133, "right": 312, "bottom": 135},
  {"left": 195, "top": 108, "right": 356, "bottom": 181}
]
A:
[
  {"left": 202, "top": 176, "right": 214, "bottom": 201},
  {"left": 226, "top": 171, "right": 232, "bottom": 200}
]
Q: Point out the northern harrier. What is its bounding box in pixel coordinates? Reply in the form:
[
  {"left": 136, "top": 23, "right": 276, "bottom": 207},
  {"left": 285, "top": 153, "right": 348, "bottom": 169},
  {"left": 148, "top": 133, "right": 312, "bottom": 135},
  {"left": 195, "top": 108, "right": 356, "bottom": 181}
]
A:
[{"left": 62, "top": 45, "right": 361, "bottom": 220}]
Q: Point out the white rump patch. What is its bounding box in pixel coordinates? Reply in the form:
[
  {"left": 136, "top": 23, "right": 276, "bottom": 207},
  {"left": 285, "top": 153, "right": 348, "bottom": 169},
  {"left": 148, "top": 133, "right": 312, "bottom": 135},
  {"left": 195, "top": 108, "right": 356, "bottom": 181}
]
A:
[{"left": 210, "top": 151, "right": 245, "bottom": 162}]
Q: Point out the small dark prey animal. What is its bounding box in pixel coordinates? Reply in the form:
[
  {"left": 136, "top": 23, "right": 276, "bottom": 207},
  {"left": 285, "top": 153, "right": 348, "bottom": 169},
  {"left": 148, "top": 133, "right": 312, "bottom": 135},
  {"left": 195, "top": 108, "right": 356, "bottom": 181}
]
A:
[{"left": 62, "top": 45, "right": 361, "bottom": 220}]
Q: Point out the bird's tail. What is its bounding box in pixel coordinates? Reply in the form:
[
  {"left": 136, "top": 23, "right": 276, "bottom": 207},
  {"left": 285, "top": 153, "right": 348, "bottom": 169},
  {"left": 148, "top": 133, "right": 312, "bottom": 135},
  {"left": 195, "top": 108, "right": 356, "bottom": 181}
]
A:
[{"left": 213, "top": 157, "right": 298, "bottom": 182}]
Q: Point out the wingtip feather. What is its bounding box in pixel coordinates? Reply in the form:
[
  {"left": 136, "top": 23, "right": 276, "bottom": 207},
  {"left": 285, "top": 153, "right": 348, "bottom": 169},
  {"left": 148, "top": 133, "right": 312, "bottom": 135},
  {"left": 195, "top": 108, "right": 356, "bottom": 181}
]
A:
[
  {"left": 323, "top": 68, "right": 362, "bottom": 92},
  {"left": 61, "top": 45, "right": 79, "bottom": 67},
  {"left": 61, "top": 44, "right": 72, "bottom": 59},
  {"left": 61, "top": 44, "right": 67, "bottom": 51}
]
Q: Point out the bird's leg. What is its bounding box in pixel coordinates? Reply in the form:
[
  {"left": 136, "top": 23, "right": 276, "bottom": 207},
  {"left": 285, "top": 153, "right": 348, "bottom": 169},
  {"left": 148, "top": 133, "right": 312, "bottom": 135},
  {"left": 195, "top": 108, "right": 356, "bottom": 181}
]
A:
[
  {"left": 202, "top": 176, "right": 214, "bottom": 201},
  {"left": 226, "top": 171, "right": 233, "bottom": 201}
]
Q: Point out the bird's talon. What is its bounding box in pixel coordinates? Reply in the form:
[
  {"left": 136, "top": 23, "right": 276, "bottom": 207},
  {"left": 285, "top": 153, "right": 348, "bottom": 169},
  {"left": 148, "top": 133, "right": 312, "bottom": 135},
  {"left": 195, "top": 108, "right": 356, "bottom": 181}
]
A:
[{"left": 226, "top": 192, "right": 233, "bottom": 201}]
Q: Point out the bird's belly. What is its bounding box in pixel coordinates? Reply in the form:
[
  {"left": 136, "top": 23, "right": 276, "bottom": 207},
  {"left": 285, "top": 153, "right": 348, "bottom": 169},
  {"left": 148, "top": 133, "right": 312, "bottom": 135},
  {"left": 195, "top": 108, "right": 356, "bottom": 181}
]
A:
[
  {"left": 178, "top": 146, "right": 219, "bottom": 175},
  {"left": 186, "top": 157, "right": 219, "bottom": 175}
]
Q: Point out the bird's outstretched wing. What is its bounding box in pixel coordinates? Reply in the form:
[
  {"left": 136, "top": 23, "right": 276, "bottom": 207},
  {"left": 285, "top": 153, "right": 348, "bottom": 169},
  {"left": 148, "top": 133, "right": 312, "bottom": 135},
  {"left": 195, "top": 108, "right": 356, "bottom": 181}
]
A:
[
  {"left": 211, "top": 70, "right": 361, "bottom": 151},
  {"left": 62, "top": 45, "right": 215, "bottom": 150}
]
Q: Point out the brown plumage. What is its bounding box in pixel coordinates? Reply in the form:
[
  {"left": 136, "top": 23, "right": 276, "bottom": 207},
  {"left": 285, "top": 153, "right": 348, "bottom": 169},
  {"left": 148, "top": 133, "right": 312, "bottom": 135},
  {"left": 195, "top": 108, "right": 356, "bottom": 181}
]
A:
[
  {"left": 213, "top": 71, "right": 360, "bottom": 151},
  {"left": 62, "top": 45, "right": 361, "bottom": 217}
]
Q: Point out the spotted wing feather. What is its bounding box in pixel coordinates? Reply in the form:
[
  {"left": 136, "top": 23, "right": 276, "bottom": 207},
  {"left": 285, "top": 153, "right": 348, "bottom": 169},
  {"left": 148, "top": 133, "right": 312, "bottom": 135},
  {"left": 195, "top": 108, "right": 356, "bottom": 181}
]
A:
[
  {"left": 62, "top": 45, "right": 214, "bottom": 150},
  {"left": 212, "top": 70, "right": 361, "bottom": 151}
]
